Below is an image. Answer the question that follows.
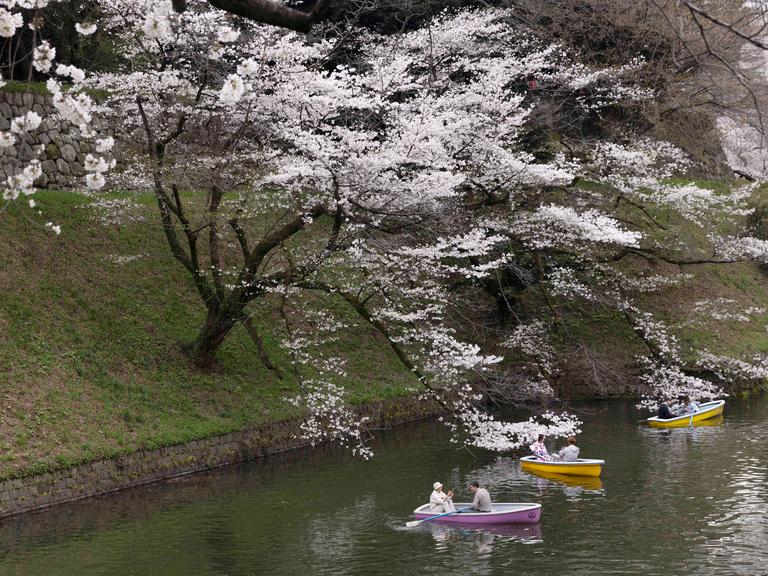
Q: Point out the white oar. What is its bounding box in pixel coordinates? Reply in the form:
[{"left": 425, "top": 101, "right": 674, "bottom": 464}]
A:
[
  {"left": 406, "top": 507, "right": 470, "bottom": 528},
  {"left": 689, "top": 406, "right": 698, "bottom": 429}
]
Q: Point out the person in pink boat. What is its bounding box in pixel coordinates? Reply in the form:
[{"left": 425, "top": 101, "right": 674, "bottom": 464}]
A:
[
  {"left": 429, "top": 482, "right": 456, "bottom": 513},
  {"left": 468, "top": 481, "right": 492, "bottom": 512}
]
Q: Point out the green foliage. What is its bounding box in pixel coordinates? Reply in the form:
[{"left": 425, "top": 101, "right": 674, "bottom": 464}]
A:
[
  {"left": 0, "top": 79, "right": 110, "bottom": 99},
  {"left": 0, "top": 80, "right": 50, "bottom": 94}
]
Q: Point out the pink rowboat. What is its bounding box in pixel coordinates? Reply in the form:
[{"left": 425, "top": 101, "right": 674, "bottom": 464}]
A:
[{"left": 412, "top": 503, "right": 542, "bottom": 525}]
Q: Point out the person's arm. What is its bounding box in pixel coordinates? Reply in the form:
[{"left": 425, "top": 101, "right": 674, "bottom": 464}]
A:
[{"left": 471, "top": 491, "right": 480, "bottom": 510}]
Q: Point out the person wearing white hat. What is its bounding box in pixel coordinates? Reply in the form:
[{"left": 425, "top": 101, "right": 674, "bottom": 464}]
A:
[{"left": 429, "top": 481, "right": 456, "bottom": 513}]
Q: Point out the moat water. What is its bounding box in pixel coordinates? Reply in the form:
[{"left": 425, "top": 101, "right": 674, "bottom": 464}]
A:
[{"left": 1, "top": 398, "right": 766, "bottom": 576}]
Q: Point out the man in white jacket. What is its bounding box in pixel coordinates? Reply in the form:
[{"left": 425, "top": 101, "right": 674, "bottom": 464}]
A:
[
  {"left": 429, "top": 482, "right": 456, "bottom": 513},
  {"left": 552, "top": 436, "right": 580, "bottom": 462}
]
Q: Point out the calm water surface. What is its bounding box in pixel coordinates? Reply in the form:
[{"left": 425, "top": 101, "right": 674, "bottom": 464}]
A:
[{"left": 1, "top": 398, "right": 767, "bottom": 576}]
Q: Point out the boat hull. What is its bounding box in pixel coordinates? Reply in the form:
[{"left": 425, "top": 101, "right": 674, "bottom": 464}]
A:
[
  {"left": 520, "top": 456, "right": 604, "bottom": 477},
  {"left": 413, "top": 503, "right": 542, "bottom": 525},
  {"left": 646, "top": 400, "right": 725, "bottom": 428}
]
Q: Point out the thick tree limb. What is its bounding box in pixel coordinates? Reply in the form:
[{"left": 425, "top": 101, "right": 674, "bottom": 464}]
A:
[
  {"left": 244, "top": 205, "right": 326, "bottom": 276},
  {"left": 208, "top": 184, "right": 227, "bottom": 300},
  {"left": 204, "top": 0, "right": 329, "bottom": 32},
  {"left": 626, "top": 247, "right": 745, "bottom": 266}
]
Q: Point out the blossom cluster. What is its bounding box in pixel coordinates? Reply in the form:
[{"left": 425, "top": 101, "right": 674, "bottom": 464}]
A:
[{"left": 1, "top": 0, "right": 114, "bottom": 208}]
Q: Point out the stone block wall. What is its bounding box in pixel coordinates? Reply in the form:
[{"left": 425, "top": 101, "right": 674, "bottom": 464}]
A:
[
  {"left": 0, "top": 89, "right": 101, "bottom": 188},
  {"left": 0, "top": 396, "right": 443, "bottom": 519}
]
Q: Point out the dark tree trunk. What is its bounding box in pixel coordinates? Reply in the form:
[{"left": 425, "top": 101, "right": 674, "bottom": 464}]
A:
[
  {"left": 189, "top": 307, "right": 240, "bottom": 367},
  {"left": 190, "top": 304, "right": 282, "bottom": 374}
]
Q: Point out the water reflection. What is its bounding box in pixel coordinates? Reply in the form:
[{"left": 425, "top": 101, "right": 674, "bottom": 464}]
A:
[
  {"left": 423, "top": 521, "right": 542, "bottom": 565},
  {"left": 520, "top": 469, "right": 604, "bottom": 491},
  {"left": 425, "top": 522, "right": 543, "bottom": 544}
]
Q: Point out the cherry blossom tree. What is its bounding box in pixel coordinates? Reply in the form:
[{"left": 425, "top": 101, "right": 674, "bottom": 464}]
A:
[
  {"left": 4, "top": 0, "right": 768, "bottom": 457},
  {"left": 83, "top": 4, "right": 637, "bottom": 450}
]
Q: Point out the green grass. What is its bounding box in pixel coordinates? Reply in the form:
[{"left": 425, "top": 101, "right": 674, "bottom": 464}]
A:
[
  {"left": 1, "top": 79, "right": 110, "bottom": 99},
  {"left": 0, "top": 190, "right": 418, "bottom": 480},
  {"left": 0, "top": 80, "right": 50, "bottom": 94}
]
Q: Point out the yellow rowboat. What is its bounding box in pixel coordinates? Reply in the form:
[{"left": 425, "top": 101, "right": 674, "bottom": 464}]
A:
[
  {"left": 519, "top": 456, "right": 604, "bottom": 477},
  {"left": 522, "top": 468, "right": 604, "bottom": 490},
  {"left": 646, "top": 400, "right": 725, "bottom": 429}
]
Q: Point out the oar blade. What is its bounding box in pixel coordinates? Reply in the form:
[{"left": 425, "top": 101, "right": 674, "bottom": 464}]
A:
[{"left": 405, "top": 520, "right": 422, "bottom": 528}]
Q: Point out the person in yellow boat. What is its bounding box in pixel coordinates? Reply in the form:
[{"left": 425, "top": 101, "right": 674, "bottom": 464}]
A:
[
  {"left": 429, "top": 482, "right": 456, "bottom": 513},
  {"left": 552, "top": 436, "right": 580, "bottom": 462},
  {"left": 529, "top": 434, "right": 551, "bottom": 461},
  {"left": 657, "top": 398, "right": 674, "bottom": 419},
  {"left": 675, "top": 396, "right": 699, "bottom": 416}
]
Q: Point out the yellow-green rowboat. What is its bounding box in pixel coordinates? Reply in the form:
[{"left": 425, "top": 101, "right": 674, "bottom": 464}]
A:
[
  {"left": 646, "top": 400, "right": 725, "bottom": 429},
  {"left": 520, "top": 455, "right": 604, "bottom": 477}
]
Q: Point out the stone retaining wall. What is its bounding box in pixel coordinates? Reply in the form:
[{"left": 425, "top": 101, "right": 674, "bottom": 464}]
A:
[
  {"left": 0, "top": 396, "right": 443, "bottom": 519},
  {"left": 0, "top": 89, "right": 104, "bottom": 188}
]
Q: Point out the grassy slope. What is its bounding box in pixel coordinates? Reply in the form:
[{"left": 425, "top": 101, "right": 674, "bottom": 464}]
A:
[{"left": 0, "top": 191, "right": 419, "bottom": 479}]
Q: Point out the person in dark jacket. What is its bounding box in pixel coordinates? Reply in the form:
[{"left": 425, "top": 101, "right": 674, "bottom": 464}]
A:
[{"left": 657, "top": 399, "right": 673, "bottom": 420}]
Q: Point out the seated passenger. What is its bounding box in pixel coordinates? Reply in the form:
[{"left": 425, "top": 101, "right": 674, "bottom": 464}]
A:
[
  {"left": 552, "top": 436, "right": 580, "bottom": 462},
  {"left": 529, "top": 434, "right": 551, "bottom": 461},
  {"left": 468, "top": 481, "right": 492, "bottom": 512},
  {"left": 429, "top": 482, "right": 455, "bottom": 513},
  {"left": 657, "top": 399, "right": 673, "bottom": 420}
]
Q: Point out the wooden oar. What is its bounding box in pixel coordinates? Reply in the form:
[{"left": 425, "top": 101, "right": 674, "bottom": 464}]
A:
[{"left": 406, "top": 507, "right": 471, "bottom": 528}]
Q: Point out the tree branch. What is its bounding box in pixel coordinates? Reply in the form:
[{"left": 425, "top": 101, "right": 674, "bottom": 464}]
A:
[
  {"left": 297, "top": 281, "right": 434, "bottom": 389},
  {"left": 243, "top": 314, "right": 283, "bottom": 378},
  {"left": 244, "top": 205, "right": 326, "bottom": 276},
  {"left": 679, "top": 1, "right": 768, "bottom": 52},
  {"left": 208, "top": 184, "right": 226, "bottom": 300},
  {"left": 204, "top": 0, "right": 329, "bottom": 32}
]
